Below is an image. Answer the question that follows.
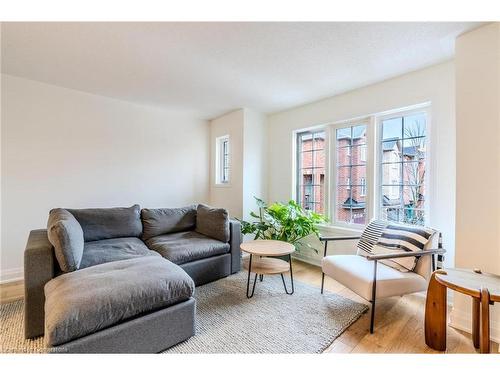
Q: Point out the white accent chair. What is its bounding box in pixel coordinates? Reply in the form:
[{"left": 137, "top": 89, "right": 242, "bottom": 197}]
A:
[{"left": 320, "top": 228, "right": 445, "bottom": 333}]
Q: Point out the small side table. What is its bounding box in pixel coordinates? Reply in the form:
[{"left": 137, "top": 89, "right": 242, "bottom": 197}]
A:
[
  {"left": 425, "top": 268, "right": 500, "bottom": 353},
  {"left": 241, "top": 240, "right": 295, "bottom": 298}
]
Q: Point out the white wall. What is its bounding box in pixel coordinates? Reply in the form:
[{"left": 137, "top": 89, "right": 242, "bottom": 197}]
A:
[
  {"left": 209, "top": 109, "right": 244, "bottom": 218},
  {"left": 267, "top": 61, "right": 456, "bottom": 265},
  {"left": 1, "top": 74, "right": 210, "bottom": 281},
  {"left": 209, "top": 108, "right": 267, "bottom": 222},
  {"left": 242, "top": 109, "right": 267, "bottom": 220},
  {"left": 452, "top": 23, "right": 500, "bottom": 343}
]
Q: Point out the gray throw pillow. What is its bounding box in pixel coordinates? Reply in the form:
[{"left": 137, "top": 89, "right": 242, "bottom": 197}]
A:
[
  {"left": 47, "top": 209, "right": 85, "bottom": 272},
  {"left": 67, "top": 205, "right": 142, "bottom": 242},
  {"left": 141, "top": 205, "right": 197, "bottom": 240},
  {"left": 195, "top": 204, "right": 229, "bottom": 243}
]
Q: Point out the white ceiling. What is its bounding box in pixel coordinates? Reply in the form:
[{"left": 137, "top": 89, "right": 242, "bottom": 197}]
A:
[{"left": 1, "top": 22, "right": 482, "bottom": 119}]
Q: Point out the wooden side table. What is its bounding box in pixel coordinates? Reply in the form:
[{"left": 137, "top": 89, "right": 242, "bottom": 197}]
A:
[
  {"left": 425, "top": 268, "right": 500, "bottom": 353},
  {"left": 241, "top": 240, "right": 295, "bottom": 298}
]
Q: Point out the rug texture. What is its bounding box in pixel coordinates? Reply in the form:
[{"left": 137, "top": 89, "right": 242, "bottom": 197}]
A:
[{"left": 1, "top": 272, "right": 367, "bottom": 353}]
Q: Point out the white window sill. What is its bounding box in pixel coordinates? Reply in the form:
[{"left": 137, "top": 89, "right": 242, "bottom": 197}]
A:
[{"left": 316, "top": 223, "right": 363, "bottom": 236}]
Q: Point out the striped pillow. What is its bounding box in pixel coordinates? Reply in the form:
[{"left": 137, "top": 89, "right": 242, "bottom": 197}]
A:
[
  {"left": 356, "top": 220, "right": 387, "bottom": 257},
  {"left": 375, "top": 224, "right": 435, "bottom": 272}
]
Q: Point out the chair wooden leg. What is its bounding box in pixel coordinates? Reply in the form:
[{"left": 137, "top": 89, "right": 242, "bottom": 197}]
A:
[
  {"left": 321, "top": 272, "right": 325, "bottom": 294},
  {"left": 480, "top": 288, "right": 491, "bottom": 354},
  {"left": 472, "top": 297, "right": 480, "bottom": 349},
  {"left": 424, "top": 270, "right": 448, "bottom": 351}
]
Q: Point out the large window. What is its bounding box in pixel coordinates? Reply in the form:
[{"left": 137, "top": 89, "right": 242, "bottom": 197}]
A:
[
  {"left": 379, "top": 112, "right": 427, "bottom": 225},
  {"left": 296, "top": 130, "right": 326, "bottom": 214},
  {"left": 335, "top": 123, "right": 368, "bottom": 225},
  {"left": 294, "top": 106, "right": 428, "bottom": 227}
]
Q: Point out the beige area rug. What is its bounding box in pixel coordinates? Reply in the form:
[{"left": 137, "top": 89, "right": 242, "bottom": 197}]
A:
[{"left": 1, "top": 272, "right": 367, "bottom": 353}]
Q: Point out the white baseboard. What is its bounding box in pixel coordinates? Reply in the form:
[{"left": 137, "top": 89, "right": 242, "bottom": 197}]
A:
[
  {"left": 0, "top": 267, "right": 23, "bottom": 284},
  {"left": 449, "top": 307, "right": 500, "bottom": 345}
]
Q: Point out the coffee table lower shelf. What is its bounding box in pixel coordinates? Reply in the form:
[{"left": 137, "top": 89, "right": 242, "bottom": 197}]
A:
[{"left": 243, "top": 254, "right": 294, "bottom": 298}]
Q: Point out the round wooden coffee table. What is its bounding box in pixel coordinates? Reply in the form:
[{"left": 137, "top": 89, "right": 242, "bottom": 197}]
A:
[
  {"left": 425, "top": 268, "right": 500, "bottom": 353},
  {"left": 240, "top": 240, "right": 295, "bottom": 298}
]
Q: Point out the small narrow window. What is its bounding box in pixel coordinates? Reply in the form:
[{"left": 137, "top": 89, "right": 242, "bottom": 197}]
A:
[{"left": 216, "top": 135, "right": 230, "bottom": 184}]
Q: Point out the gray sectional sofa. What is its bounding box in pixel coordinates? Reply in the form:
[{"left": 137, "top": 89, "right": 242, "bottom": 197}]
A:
[{"left": 24, "top": 204, "right": 241, "bottom": 353}]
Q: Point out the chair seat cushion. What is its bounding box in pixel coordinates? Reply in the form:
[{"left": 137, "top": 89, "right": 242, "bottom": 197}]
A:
[
  {"left": 321, "top": 255, "right": 427, "bottom": 300},
  {"left": 80, "top": 237, "right": 159, "bottom": 269},
  {"left": 146, "top": 231, "right": 230, "bottom": 265},
  {"left": 44, "top": 257, "right": 195, "bottom": 346}
]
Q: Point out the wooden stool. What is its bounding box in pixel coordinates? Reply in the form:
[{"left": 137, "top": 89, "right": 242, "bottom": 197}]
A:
[{"left": 424, "top": 268, "right": 500, "bottom": 353}]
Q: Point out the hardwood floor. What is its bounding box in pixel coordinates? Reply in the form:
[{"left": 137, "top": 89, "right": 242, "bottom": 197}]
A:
[
  {"left": 0, "top": 280, "right": 23, "bottom": 304},
  {"left": 292, "top": 260, "right": 499, "bottom": 353},
  {"left": 1, "top": 260, "right": 497, "bottom": 353}
]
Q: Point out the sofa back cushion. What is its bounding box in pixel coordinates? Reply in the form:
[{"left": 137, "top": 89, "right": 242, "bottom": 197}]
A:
[
  {"left": 195, "top": 204, "right": 229, "bottom": 242},
  {"left": 67, "top": 205, "right": 142, "bottom": 242},
  {"left": 141, "top": 205, "right": 197, "bottom": 240},
  {"left": 47, "top": 209, "right": 85, "bottom": 272}
]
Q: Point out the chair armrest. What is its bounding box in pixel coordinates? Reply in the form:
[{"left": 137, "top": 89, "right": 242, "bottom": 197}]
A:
[
  {"left": 366, "top": 248, "right": 446, "bottom": 261},
  {"left": 319, "top": 235, "right": 361, "bottom": 242}
]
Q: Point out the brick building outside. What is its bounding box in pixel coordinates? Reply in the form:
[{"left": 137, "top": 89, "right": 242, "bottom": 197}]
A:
[{"left": 298, "top": 127, "right": 425, "bottom": 225}]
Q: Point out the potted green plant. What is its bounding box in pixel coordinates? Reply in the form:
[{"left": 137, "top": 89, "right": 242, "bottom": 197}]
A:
[{"left": 236, "top": 197, "right": 326, "bottom": 254}]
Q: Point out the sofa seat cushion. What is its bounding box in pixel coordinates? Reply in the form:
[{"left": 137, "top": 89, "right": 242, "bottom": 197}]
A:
[
  {"left": 44, "top": 257, "right": 195, "bottom": 347},
  {"left": 80, "top": 237, "right": 159, "bottom": 269},
  {"left": 321, "top": 255, "right": 427, "bottom": 301},
  {"left": 146, "top": 231, "right": 230, "bottom": 265}
]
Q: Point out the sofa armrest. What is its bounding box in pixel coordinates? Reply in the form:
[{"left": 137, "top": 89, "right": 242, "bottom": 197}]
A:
[
  {"left": 229, "top": 220, "right": 242, "bottom": 273},
  {"left": 24, "top": 229, "right": 57, "bottom": 339}
]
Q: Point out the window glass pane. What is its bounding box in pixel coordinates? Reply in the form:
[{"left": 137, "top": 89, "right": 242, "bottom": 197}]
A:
[
  {"left": 336, "top": 127, "right": 352, "bottom": 147},
  {"left": 350, "top": 165, "right": 366, "bottom": 185},
  {"left": 337, "top": 146, "right": 352, "bottom": 166},
  {"left": 382, "top": 117, "right": 402, "bottom": 140},
  {"left": 296, "top": 131, "right": 326, "bottom": 215},
  {"left": 403, "top": 113, "right": 426, "bottom": 138},
  {"left": 380, "top": 207, "right": 403, "bottom": 222},
  {"left": 313, "top": 168, "right": 325, "bottom": 185},
  {"left": 402, "top": 137, "right": 426, "bottom": 160},
  {"left": 382, "top": 163, "right": 402, "bottom": 185},
  {"left": 313, "top": 131, "right": 326, "bottom": 150},
  {"left": 349, "top": 145, "right": 367, "bottom": 166},
  {"left": 382, "top": 185, "right": 401, "bottom": 206},
  {"left": 403, "top": 208, "right": 425, "bottom": 226},
  {"left": 381, "top": 139, "right": 401, "bottom": 162},
  {"left": 352, "top": 125, "right": 367, "bottom": 145},
  {"left": 402, "top": 161, "right": 425, "bottom": 186},
  {"left": 337, "top": 166, "right": 351, "bottom": 186}
]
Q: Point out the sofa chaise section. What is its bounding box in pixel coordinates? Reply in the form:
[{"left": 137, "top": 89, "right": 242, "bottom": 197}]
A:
[{"left": 44, "top": 257, "right": 195, "bottom": 353}]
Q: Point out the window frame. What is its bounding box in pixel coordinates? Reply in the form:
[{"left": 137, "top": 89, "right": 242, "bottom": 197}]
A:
[
  {"left": 329, "top": 118, "right": 374, "bottom": 229},
  {"left": 375, "top": 106, "right": 431, "bottom": 226},
  {"left": 294, "top": 128, "right": 329, "bottom": 215},
  {"left": 215, "top": 135, "right": 230, "bottom": 185},
  {"left": 293, "top": 104, "right": 431, "bottom": 229}
]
